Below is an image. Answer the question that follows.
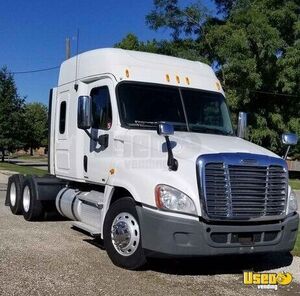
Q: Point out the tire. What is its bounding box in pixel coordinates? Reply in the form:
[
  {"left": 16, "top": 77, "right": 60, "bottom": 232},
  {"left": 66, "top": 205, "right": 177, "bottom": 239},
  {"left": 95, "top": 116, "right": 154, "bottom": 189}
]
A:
[
  {"left": 103, "top": 197, "right": 147, "bottom": 270},
  {"left": 22, "top": 176, "right": 44, "bottom": 221},
  {"left": 7, "top": 174, "right": 25, "bottom": 215}
]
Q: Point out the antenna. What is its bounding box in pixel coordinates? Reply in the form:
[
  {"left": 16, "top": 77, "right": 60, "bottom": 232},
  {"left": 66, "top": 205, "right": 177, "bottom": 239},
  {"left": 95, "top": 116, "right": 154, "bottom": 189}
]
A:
[
  {"left": 74, "top": 29, "right": 80, "bottom": 91},
  {"left": 65, "top": 37, "right": 71, "bottom": 59}
]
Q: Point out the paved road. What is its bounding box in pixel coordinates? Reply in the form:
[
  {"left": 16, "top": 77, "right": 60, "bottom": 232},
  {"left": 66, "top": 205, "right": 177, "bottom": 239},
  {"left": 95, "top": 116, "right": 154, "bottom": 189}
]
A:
[{"left": 0, "top": 189, "right": 299, "bottom": 295}]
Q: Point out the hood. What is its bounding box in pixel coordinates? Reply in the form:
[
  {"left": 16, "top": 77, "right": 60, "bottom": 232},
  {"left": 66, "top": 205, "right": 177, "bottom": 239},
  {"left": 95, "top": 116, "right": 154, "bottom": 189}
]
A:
[
  {"left": 171, "top": 132, "right": 279, "bottom": 161},
  {"left": 124, "top": 130, "right": 279, "bottom": 162}
]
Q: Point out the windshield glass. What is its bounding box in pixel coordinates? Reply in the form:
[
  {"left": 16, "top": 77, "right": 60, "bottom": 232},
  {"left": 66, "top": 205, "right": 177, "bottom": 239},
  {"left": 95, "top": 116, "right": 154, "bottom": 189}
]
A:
[{"left": 117, "top": 83, "right": 233, "bottom": 135}]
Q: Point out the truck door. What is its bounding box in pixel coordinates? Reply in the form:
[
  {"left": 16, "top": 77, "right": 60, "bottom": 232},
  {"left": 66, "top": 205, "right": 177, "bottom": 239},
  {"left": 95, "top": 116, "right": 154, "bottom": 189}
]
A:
[
  {"left": 55, "top": 91, "right": 71, "bottom": 176},
  {"left": 83, "top": 78, "right": 114, "bottom": 183}
]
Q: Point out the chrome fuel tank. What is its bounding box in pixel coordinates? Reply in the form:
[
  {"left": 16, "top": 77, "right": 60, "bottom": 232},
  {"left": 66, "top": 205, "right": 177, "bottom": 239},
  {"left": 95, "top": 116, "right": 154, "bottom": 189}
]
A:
[{"left": 55, "top": 188, "right": 104, "bottom": 229}]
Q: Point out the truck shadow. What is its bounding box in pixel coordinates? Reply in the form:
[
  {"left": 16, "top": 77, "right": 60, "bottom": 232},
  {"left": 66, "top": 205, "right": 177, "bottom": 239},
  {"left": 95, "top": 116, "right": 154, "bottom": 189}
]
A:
[
  {"left": 146, "top": 253, "right": 294, "bottom": 275},
  {"left": 84, "top": 237, "right": 294, "bottom": 275},
  {"left": 43, "top": 213, "right": 68, "bottom": 221}
]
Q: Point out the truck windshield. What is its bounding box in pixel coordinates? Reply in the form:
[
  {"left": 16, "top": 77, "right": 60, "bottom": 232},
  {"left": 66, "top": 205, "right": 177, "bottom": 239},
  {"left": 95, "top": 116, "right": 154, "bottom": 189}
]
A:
[{"left": 117, "top": 83, "right": 233, "bottom": 135}]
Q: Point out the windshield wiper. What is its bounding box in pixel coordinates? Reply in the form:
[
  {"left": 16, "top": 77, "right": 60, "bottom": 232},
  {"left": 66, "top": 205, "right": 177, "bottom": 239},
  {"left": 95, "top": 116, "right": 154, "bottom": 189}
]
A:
[
  {"left": 127, "top": 121, "right": 159, "bottom": 128},
  {"left": 134, "top": 120, "right": 159, "bottom": 126}
]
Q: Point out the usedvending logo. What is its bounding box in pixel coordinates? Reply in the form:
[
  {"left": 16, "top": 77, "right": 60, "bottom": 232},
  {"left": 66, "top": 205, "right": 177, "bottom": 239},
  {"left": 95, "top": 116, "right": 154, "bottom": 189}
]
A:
[{"left": 243, "top": 271, "right": 292, "bottom": 290}]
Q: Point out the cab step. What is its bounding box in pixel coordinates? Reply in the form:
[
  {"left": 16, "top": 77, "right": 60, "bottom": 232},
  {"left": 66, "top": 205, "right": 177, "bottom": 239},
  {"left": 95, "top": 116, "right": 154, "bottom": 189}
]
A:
[{"left": 72, "top": 221, "right": 101, "bottom": 236}]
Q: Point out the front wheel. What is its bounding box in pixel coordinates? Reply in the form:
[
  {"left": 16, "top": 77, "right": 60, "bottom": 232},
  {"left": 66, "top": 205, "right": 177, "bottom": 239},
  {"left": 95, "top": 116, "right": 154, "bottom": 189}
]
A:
[{"left": 103, "top": 197, "right": 147, "bottom": 270}]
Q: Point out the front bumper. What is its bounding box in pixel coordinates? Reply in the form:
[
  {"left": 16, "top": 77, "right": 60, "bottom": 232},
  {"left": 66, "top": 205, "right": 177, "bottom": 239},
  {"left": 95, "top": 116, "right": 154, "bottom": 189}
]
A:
[{"left": 136, "top": 206, "right": 299, "bottom": 257}]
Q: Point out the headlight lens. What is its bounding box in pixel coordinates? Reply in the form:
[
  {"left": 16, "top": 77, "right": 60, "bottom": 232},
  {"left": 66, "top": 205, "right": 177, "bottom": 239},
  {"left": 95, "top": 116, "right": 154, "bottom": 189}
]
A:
[
  {"left": 287, "top": 189, "right": 298, "bottom": 214},
  {"left": 155, "top": 184, "right": 196, "bottom": 215}
]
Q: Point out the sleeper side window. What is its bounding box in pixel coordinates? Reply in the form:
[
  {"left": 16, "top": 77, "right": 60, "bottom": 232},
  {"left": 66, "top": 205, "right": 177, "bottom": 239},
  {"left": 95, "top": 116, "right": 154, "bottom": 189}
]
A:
[
  {"left": 59, "top": 101, "right": 67, "bottom": 134},
  {"left": 90, "top": 86, "right": 112, "bottom": 130}
]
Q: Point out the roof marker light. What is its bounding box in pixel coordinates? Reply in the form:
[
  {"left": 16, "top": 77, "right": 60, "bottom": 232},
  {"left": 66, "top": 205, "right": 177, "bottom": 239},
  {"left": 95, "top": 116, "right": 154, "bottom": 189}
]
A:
[
  {"left": 185, "top": 77, "right": 190, "bottom": 85},
  {"left": 125, "top": 69, "right": 130, "bottom": 78},
  {"left": 176, "top": 75, "right": 180, "bottom": 84},
  {"left": 216, "top": 81, "right": 221, "bottom": 90},
  {"left": 166, "top": 74, "right": 170, "bottom": 82}
]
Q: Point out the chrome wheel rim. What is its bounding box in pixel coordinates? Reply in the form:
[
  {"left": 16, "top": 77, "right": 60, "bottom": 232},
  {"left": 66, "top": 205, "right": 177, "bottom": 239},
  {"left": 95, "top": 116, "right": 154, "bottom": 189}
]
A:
[
  {"left": 23, "top": 186, "right": 30, "bottom": 213},
  {"left": 10, "top": 182, "right": 16, "bottom": 207},
  {"left": 111, "top": 212, "right": 140, "bottom": 256}
]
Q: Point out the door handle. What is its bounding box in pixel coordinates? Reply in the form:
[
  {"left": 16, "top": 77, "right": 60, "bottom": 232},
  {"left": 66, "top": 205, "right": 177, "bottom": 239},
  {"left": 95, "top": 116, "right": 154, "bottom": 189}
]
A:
[{"left": 83, "top": 155, "right": 88, "bottom": 172}]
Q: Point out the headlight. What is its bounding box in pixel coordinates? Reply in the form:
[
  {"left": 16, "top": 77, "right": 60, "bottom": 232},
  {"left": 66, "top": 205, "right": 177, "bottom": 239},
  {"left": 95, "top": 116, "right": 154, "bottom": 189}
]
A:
[
  {"left": 287, "top": 189, "right": 298, "bottom": 215},
  {"left": 155, "top": 184, "right": 196, "bottom": 215}
]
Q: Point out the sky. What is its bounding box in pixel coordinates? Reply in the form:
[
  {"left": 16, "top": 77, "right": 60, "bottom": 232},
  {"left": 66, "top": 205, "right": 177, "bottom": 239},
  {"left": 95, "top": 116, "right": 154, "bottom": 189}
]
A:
[{"left": 0, "top": 0, "right": 215, "bottom": 105}]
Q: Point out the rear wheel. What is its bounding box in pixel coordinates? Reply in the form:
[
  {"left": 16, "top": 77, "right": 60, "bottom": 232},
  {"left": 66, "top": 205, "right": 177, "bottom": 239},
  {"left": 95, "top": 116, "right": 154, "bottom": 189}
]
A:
[
  {"left": 103, "top": 197, "right": 147, "bottom": 270},
  {"left": 7, "top": 174, "right": 25, "bottom": 215},
  {"left": 22, "top": 177, "right": 44, "bottom": 221}
]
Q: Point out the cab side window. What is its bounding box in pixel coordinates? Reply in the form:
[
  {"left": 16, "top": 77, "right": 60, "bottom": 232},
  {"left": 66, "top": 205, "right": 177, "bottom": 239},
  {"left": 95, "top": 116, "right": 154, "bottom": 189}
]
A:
[
  {"left": 59, "top": 101, "right": 67, "bottom": 134},
  {"left": 90, "top": 86, "right": 112, "bottom": 130}
]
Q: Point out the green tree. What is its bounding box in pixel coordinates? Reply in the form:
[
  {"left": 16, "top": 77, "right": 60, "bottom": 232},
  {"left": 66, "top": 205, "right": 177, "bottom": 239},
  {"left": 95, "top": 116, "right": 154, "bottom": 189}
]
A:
[
  {"left": 214, "top": 0, "right": 237, "bottom": 15},
  {"left": 0, "top": 67, "right": 25, "bottom": 161},
  {"left": 116, "top": 33, "right": 207, "bottom": 63},
  {"left": 118, "top": 0, "right": 300, "bottom": 155},
  {"left": 200, "top": 0, "right": 300, "bottom": 154},
  {"left": 24, "top": 103, "right": 48, "bottom": 156}
]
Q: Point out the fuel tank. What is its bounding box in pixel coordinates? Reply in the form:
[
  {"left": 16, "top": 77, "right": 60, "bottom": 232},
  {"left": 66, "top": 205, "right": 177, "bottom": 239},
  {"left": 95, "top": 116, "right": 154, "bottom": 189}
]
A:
[{"left": 55, "top": 188, "right": 104, "bottom": 229}]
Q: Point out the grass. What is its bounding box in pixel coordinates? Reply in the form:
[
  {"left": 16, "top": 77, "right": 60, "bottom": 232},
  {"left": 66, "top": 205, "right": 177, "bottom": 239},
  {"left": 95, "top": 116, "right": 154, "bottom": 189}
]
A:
[
  {"left": 289, "top": 179, "right": 300, "bottom": 190},
  {"left": 0, "top": 162, "right": 46, "bottom": 176},
  {"left": 292, "top": 229, "right": 300, "bottom": 257}
]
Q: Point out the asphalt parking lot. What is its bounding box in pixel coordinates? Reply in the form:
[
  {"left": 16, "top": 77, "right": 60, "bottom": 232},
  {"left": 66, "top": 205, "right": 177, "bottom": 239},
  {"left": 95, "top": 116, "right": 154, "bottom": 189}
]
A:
[{"left": 0, "top": 184, "right": 299, "bottom": 296}]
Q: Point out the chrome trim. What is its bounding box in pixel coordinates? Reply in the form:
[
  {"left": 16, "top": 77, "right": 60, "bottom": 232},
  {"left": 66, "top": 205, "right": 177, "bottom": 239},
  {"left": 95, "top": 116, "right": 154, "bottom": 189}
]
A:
[
  {"left": 282, "top": 133, "right": 298, "bottom": 146},
  {"left": 282, "top": 133, "right": 298, "bottom": 159},
  {"left": 23, "top": 185, "right": 31, "bottom": 213},
  {"left": 77, "top": 95, "right": 92, "bottom": 129},
  {"left": 196, "top": 153, "right": 288, "bottom": 222},
  {"left": 9, "top": 182, "right": 17, "bottom": 207},
  {"left": 111, "top": 212, "right": 140, "bottom": 256},
  {"left": 237, "top": 112, "right": 247, "bottom": 139},
  {"left": 157, "top": 122, "right": 174, "bottom": 136}
]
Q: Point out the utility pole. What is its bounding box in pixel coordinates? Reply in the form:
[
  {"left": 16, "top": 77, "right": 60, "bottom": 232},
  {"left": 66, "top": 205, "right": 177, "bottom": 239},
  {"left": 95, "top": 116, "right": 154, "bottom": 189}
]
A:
[{"left": 65, "top": 37, "right": 71, "bottom": 59}]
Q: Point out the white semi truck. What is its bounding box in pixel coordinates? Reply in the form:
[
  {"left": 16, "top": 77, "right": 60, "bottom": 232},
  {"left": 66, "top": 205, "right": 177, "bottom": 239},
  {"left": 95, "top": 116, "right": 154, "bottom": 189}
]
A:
[{"left": 5, "top": 48, "right": 299, "bottom": 269}]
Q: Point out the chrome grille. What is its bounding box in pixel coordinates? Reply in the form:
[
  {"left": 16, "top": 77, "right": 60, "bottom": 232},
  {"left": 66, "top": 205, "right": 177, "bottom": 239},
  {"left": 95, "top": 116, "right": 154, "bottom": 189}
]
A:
[{"left": 204, "top": 162, "right": 287, "bottom": 219}]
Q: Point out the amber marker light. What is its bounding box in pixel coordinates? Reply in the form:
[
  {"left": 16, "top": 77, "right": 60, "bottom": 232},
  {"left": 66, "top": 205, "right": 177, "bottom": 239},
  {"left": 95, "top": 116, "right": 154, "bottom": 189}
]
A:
[
  {"left": 166, "top": 74, "right": 170, "bottom": 82},
  {"left": 176, "top": 75, "right": 180, "bottom": 83},
  {"left": 185, "top": 77, "right": 190, "bottom": 85},
  {"left": 155, "top": 185, "right": 164, "bottom": 209},
  {"left": 125, "top": 69, "right": 130, "bottom": 78},
  {"left": 216, "top": 81, "right": 221, "bottom": 90}
]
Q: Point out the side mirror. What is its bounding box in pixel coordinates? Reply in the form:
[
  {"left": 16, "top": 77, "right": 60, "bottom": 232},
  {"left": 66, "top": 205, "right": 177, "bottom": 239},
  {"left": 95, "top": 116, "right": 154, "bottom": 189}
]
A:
[
  {"left": 157, "top": 122, "right": 177, "bottom": 171},
  {"left": 78, "top": 96, "right": 92, "bottom": 129},
  {"left": 237, "top": 112, "right": 247, "bottom": 139},
  {"left": 157, "top": 122, "right": 174, "bottom": 136},
  {"left": 282, "top": 133, "right": 298, "bottom": 160},
  {"left": 282, "top": 133, "right": 298, "bottom": 146}
]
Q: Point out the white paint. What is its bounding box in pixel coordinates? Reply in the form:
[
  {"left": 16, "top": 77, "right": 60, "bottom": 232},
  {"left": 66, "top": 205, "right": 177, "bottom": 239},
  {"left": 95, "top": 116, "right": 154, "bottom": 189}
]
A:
[{"left": 49, "top": 48, "right": 285, "bottom": 227}]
